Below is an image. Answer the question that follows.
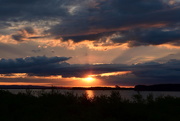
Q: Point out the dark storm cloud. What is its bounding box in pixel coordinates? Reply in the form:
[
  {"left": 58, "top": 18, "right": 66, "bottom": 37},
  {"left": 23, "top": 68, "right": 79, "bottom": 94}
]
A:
[
  {"left": 0, "top": 0, "right": 180, "bottom": 46},
  {"left": 105, "top": 0, "right": 164, "bottom": 14},
  {"left": 132, "top": 60, "right": 180, "bottom": 78},
  {"left": 0, "top": 56, "right": 71, "bottom": 70},
  {"left": 112, "top": 28, "right": 180, "bottom": 47},
  {"left": 0, "top": 55, "right": 127, "bottom": 76},
  {"left": 98, "top": 59, "right": 180, "bottom": 86},
  {"left": 62, "top": 32, "right": 115, "bottom": 42},
  {"left": 0, "top": 0, "right": 68, "bottom": 20},
  {"left": 46, "top": 0, "right": 180, "bottom": 47},
  {"left": 0, "top": 0, "right": 72, "bottom": 37},
  {"left": 127, "top": 59, "right": 180, "bottom": 85}
]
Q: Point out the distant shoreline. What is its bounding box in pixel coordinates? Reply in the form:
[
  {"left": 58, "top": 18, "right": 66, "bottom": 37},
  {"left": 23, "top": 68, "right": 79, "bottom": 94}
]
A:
[
  {"left": 0, "top": 85, "right": 134, "bottom": 90},
  {"left": 1, "top": 84, "right": 180, "bottom": 91}
]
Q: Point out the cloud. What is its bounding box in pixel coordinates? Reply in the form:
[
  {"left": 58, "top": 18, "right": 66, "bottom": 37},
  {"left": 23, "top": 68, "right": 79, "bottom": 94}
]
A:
[
  {"left": 0, "top": 55, "right": 179, "bottom": 86},
  {"left": 0, "top": 56, "right": 71, "bottom": 70},
  {"left": 45, "top": 0, "right": 180, "bottom": 48},
  {"left": 112, "top": 46, "right": 180, "bottom": 64},
  {"left": 154, "top": 52, "right": 180, "bottom": 62},
  {"left": 11, "top": 34, "right": 25, "bottom": 42},
  {"left": 131, "top": 59, "right": 180, "bottom": 79},
  {"left": 0, "top": 0, "right": 180, "bottom": 48},
  {"left": 62, "top": 32, "right": 115, "bottom": 42},
  {"left": 0, "top": 0, "right": 68, "bottom": 20},
  {"left": 111, "top": 28, "right": 180, "bottom": 47},
  {"left": 23, "top": 27, "right": 35, "bottom": 34},
  {"left": 11, "top": 27, "right": 37, "bottom": 42},
  {"left": 0, "top": 55, "right": 128, "bottom": 76},
  {"left": 98, "top": 59, "right": 180, "bottom": 86}
]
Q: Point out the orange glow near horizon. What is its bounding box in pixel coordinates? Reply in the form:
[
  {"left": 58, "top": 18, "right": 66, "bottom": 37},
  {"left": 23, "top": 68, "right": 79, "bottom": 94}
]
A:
[
  {"left": 83, "top": 76, "right": 95, "bottom": 83},
  {"left": 68, "top": 76, "right": 102, "bottom": 87},
  {"left": 0, "top": 71, "right": 131, "bottom": 79},
  {"left": 0, "top": 71, "right": 132, "bottom": 87}
]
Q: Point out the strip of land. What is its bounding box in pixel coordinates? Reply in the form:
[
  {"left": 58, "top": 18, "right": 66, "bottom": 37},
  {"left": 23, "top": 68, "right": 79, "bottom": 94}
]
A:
[{"left": 1, "top": 84, "right": 180, "bottom": 91}]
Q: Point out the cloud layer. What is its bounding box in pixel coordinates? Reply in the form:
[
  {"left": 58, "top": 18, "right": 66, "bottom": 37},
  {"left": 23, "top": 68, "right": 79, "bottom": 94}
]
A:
[
  {"left": 0, "top": 56, "right": 179, "bottom": 86},
  {"left": 0, "top": 56, "right": 71, "bottom": 71},
  {"left": 0, "top": 0, "right": 180, "bottom": 48}
]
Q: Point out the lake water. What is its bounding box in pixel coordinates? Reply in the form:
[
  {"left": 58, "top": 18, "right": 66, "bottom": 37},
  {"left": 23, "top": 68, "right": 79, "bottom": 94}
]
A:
[{"left": 5, "top": 89, "right": 180, "bottom": 100}]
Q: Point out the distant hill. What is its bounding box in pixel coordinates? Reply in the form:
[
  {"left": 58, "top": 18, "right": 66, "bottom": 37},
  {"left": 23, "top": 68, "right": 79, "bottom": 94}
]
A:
[{"left": 135, "top": 84, "right": 180, "bottom": 91}]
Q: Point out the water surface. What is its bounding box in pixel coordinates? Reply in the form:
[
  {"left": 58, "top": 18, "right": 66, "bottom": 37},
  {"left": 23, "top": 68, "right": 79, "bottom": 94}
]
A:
[{"left": 5, "top": 89, "right": 180, "bottom": 99}]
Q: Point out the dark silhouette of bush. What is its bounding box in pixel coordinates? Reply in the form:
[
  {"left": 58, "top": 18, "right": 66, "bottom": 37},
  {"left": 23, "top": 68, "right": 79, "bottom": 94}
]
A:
[{"left": 0, "top": 89, "right": 180, "bottom": 121}]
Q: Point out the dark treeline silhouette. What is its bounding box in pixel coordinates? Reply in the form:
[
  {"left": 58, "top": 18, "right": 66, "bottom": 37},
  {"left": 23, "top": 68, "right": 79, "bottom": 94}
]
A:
[
  {"left": 0, "top": 89, "right": 180, "bottom": 121},
  {"left": 135, "top": 84, "right": 180, "bottom": 91},
  {"left": 0, "top": 85, "right": 134, "bottom": 90}
]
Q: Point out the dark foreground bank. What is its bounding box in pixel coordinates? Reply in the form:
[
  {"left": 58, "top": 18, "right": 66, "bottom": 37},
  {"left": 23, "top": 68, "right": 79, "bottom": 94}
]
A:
[{"left": 0, "top": 89, "right": 180, "bottom": 121}]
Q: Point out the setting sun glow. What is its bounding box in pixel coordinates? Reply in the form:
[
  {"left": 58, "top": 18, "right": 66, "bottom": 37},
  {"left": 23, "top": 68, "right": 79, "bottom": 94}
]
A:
[{"left": 83, "top": 76, "right": 95, "bottom": 83}]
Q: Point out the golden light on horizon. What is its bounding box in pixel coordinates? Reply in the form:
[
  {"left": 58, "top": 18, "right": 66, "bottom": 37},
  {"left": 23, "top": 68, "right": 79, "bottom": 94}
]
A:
[
  {"left": 68, "top": 76, "right": 101, "bottom": 87},
  {"left": 0, "top": 71, "right": 131, "bottom": 87},
  {"left": 83, "top": 76, "right": 95, "bottom": 83}
]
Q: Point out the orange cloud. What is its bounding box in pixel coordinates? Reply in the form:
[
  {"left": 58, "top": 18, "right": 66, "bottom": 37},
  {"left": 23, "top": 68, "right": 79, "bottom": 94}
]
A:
[
  {"left": 0, "top": 73, "right": 62, "bottom": 79},
  {"left": 0, "top": 82, "right": 50, "bottom": 86},
  {"left": 91, "top": 71, "right": 132, "bottom": 77},
  {"left": 0, "top": 35, "right": 17, "bottom": 44},
  {"left": 157, "top": 44, "right": 180, "bottom": 49}
]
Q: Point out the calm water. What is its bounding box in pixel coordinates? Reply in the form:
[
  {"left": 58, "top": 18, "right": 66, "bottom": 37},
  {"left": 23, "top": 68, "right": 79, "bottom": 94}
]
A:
[{"left": 5, "top": 89, "right": 180, "bottom": 99}]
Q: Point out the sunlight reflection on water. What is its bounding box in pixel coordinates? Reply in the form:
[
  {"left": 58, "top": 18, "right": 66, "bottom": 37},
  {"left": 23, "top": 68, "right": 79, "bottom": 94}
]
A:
[
  {"left": 6, "top": 89, "right": 180, "bottom": 100},
  {"left": 85, "top": 90, "right": 95, "bottom": 99}
]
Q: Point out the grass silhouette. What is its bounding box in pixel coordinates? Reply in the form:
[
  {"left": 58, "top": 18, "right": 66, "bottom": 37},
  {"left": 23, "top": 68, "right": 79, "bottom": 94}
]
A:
[{"left": 0, "top": 89, "right": 180, "bottom": 121}]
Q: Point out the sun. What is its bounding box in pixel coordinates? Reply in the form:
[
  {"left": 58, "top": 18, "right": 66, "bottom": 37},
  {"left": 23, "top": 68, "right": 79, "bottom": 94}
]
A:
[{"left": 83, "top": 76, "right": 95, "bottom": 83}]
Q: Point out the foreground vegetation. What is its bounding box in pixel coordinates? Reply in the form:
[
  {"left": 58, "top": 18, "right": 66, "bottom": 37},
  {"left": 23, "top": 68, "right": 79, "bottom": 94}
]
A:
[{"left": 0, "top": 89, "right": 180, "bottom": 121}]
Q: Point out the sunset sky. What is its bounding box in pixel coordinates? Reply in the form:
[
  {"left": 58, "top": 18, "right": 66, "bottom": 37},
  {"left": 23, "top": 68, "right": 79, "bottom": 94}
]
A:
[{"left": 0, "top": 0, "right": 180, "bottom": 87}]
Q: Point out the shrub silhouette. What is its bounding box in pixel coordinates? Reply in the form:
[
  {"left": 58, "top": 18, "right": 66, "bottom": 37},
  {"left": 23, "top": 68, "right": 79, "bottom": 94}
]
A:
[{"left": 0, "top": 89, "right": 180, "bottom": 121}]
